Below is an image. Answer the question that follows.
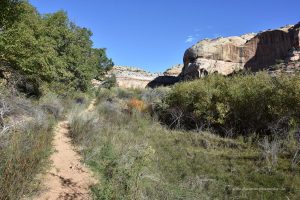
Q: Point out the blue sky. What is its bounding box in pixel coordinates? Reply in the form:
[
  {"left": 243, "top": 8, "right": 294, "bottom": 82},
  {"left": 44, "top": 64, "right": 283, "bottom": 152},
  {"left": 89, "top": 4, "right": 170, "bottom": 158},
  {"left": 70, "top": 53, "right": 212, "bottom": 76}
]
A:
[{"left": 29, "top": 0, "right": 300, "bottom": 72}]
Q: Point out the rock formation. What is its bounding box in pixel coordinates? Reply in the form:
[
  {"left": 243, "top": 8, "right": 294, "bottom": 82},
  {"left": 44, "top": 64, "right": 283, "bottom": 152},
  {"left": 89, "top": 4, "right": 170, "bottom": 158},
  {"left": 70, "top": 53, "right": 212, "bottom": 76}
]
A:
[
  {"left": 182, "top": 22, "right": 300, "bottom": 80},
  {"left": 147, "top": 76, "right": 180, "bottom": 88},
  {"left": 147, "top": 64, "right": 183, "bottom": 88},
  {"left": 163, "top": 64, "right": 183, "bottom": 76},
  {"left": 106, "top": 66, "right": 160, "bottom": 89}
]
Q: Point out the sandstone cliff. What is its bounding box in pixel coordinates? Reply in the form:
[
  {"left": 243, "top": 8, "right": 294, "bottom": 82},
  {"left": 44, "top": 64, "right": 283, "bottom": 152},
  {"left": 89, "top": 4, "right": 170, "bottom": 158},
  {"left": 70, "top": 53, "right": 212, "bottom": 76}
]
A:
[
  {"left": 163, "top": 64, "right": 183, "bottom": 76},
  {"left": 146, "top": 64, "right": 183, "bottom": 88},
  {"left": 182, "top": 22, "right": 300, "bottom": 80},
  {"left": 106, "top": 66, "right": 160, "bottom": 89}
]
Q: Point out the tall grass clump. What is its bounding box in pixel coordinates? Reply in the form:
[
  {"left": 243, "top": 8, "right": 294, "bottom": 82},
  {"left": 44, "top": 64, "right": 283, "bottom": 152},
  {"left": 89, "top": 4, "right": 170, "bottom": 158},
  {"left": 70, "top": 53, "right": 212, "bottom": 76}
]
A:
[
  {"left": 141, "top": 87, "right": 171, "bottom": 105},
  {"left": 95, "top": 87, "right": 145, "bottom": 104},
  {"left": 39, "top": 93, "right": 64, "bottom": 119},
  {"left": 157, "top": 72, "right": 300, "bottom": 136},
  {"left": 68, "top": 106, "right": 100, "bottom": 145},
  {"left": 0, "top": 103, "right": 55, "bottom": 200}
]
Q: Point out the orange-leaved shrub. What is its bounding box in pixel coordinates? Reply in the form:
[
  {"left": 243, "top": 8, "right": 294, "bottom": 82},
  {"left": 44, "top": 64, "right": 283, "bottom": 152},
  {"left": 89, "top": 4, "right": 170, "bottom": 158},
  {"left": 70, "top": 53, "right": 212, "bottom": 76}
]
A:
[{"left": 127, "top": 98, "right": 148, "bottom": 113}]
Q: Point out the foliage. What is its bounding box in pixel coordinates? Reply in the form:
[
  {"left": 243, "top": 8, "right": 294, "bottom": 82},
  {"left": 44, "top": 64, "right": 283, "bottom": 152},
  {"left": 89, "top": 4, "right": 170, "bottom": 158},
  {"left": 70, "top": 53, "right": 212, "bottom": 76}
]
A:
[
  {"left": 0, "top": 0, "right": 24, "bottom": 29},
  {"left": 158, "top": 72, "right": 300, "bottom": 136},
  {"left": 102, "top": 74, "right": 117, "bottom": 89},
  {"left": 93, "top": 48, "right": 114, "bottom": 74},
  {"left": 0, "top": 1, "right": 113, "bottom": 95}
]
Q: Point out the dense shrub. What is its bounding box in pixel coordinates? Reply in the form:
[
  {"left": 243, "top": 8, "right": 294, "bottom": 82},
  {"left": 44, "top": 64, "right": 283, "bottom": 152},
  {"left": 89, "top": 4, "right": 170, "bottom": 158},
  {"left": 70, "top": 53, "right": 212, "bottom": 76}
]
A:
[{"left": 158, "top": 72, "right": 300, "bottom": 136}]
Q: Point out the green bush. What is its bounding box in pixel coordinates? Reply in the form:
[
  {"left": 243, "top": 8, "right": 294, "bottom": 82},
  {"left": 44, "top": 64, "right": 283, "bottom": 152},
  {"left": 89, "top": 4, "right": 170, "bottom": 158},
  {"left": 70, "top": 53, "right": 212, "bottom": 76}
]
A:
[{"left": 158, "top": 72, "right": 300, "bottom": 136}]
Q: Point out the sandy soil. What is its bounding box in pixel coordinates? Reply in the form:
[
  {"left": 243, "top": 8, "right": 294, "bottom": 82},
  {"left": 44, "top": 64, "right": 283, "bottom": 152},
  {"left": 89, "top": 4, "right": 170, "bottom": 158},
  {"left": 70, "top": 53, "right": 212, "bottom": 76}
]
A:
[{"left": 34, "top": 101, "right": 96, "bottom": 200}]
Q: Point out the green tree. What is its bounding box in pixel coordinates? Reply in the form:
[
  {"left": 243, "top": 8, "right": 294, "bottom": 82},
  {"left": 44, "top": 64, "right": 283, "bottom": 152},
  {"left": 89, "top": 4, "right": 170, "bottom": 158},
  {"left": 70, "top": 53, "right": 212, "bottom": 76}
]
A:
[
  {"left": 91, "top": 48, "right": 114, "bottom": 79},
  {"left": 0, "top": 0, "right": 24, "bottom": 29},
  {"left": 0, "top": 1, "right": 113, "bottom": 95},
  {"left": 103, "top": 74, "right": 117, "bottom": 89},
  {"left": 0, "top": 2, "right": 43, "bottom": 73}
]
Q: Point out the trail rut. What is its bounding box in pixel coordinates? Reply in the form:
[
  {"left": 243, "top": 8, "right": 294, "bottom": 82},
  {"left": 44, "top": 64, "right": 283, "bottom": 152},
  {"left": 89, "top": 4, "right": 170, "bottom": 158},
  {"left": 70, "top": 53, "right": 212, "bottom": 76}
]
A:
[{"left": 34, "top": 101, "right": 96, "bottom": 200}]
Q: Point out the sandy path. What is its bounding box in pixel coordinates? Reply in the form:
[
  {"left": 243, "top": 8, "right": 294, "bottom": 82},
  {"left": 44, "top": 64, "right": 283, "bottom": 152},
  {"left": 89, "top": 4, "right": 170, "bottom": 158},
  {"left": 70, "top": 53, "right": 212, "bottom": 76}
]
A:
[{"left": 34, "top": 100, "right": 96, "bottom": 200}]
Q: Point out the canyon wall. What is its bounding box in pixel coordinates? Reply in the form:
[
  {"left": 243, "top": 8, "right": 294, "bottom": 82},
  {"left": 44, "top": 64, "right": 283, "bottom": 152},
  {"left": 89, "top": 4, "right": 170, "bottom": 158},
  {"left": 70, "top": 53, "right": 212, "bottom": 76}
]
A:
[
  {"left": 182, "top": 22, "right": 300, "bottom": 80},
  {"left": 107, "top": 66, "right": 159, "bottom": 89}
]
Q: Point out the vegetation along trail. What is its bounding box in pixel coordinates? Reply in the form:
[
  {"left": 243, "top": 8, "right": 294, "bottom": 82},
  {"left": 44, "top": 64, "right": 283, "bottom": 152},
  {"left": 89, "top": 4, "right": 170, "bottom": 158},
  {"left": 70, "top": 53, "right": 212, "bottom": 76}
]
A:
[{"left": 34, "top": 101, "right": 97, "bottom": 200}]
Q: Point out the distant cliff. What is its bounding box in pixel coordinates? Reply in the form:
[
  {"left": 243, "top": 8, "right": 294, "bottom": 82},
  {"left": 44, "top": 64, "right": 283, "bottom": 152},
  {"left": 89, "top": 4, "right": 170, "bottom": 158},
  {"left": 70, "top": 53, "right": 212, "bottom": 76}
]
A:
[
  {"left": 106, "top": 66, "right": 160, "bottom": 89},
  {"left": 103, "top": 65, "right": 183, "bottom": 89},
  {"left": 163, "top": 64, "right": 183, "bottom": 76},
  {"left": 146, "top": 64, "right": 183, "bottom": 88},
  {"left": 182, "top": 22, "right": 300, "bottom": 80}
]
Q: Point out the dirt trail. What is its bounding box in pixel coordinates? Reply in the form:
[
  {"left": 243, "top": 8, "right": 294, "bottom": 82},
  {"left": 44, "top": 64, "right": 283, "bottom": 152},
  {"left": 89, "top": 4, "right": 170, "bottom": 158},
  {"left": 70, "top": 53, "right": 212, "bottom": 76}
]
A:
[{"left": 34, "top": 100, "right": 96, "bottom": 200}]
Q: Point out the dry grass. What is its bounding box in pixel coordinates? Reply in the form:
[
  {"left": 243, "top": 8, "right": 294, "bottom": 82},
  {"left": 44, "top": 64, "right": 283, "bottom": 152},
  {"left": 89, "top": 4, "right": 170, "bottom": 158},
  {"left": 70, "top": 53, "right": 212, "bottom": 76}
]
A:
[
  {"left": 68, "top": 88, "right": 300, "bottom": 200},
  {"left": 0, "top": 110, "right": 55, "bottom": 200},
  {"left": 0, "top": 88, "right": 60, "bottom": 200}
]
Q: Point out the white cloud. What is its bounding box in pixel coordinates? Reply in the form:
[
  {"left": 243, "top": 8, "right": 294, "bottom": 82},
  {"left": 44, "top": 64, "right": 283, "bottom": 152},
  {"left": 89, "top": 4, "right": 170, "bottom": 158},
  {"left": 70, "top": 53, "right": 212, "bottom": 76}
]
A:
[{"left": 185, "top": 36, "right": 194, "bottom": 43}]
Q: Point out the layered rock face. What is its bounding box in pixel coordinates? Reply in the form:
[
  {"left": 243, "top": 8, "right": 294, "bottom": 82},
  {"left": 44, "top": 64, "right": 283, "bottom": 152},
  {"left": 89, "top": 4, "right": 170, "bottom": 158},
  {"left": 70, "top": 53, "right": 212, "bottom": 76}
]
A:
[
  {"left": 107, "top": 66, "right": 160, "bottom": 89},
  {"left": 163, "top": 64, "right": 183, "bottom": 76},
  {"left": 147, "top": 64, "right": 183, "bottom": 88},
  {"left": 182, "top": 22, "right": 300, "bottom": 80}
]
